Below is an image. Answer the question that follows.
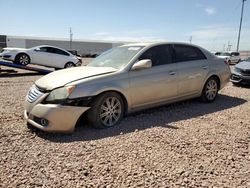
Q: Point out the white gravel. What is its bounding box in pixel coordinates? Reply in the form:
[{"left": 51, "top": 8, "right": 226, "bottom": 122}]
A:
[{"left": 0, "top": 67, "right": 250, "bottom": 187}]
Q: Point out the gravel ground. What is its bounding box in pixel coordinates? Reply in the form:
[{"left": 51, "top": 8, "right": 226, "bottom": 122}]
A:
[{"left": 0, "top": 66, "right": 250, "bottom": 187}]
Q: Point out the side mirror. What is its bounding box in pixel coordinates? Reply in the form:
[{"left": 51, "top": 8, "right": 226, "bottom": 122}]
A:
[
  {"left": 34, "top": 48, "right": 40, "bottom": 52},
  {"left": 131, "top": 59, "right": 152, "bottom": 71}
]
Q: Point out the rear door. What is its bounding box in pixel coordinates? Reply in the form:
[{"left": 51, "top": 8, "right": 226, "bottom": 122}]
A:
[
  {"left": 50, "top": 47, "right": 71, "bottom": 68},
  {"left": 173, "top": 44, "right": 208, "bottom": 96},
  {"left": 128, "top": 44, "right": 178, "bottom": 108}
]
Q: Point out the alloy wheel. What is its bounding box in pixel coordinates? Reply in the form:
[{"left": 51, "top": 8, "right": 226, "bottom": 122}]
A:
[
  {"left": 99, "top": 97, "right": 122, "bottom": 127},
  {"left": 205, "top": 79, "right": 218, "bottom": 101},
  {"left": 65, "top": 62, "right": 75, "bottom": 68},
  {"left": 19, "top": 55, "right": 29, "bottom": 65}
]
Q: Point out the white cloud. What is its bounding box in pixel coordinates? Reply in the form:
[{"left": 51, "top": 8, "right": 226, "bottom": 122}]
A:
[{"left": 205, "top": 7, "right": 216, "bottom": 15}]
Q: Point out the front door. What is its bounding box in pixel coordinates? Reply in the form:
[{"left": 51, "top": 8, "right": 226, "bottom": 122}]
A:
[
  {"left": 32, "top": 47, "right": 54, "bottom": 67},
  {"left": 128, "top": 45, "right": 178, "bottom": 109}
]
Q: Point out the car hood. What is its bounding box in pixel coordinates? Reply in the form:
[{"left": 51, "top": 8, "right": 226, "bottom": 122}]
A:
[
  {"left": 35, "top": 66, "right": 117, "bottom": 90},
  {"left": 235, "top": 61, "right": 250, "bottom": 70},
  {"left": 3, "top": 47, "right": 27, "bottom": 51}
]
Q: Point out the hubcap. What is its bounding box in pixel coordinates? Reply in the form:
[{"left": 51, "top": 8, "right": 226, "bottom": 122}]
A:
[
  {"left": 100, "top": 97, "right": 122, "bottom": 127},
  {"left": 19, "top": 55, "right": 29, "bottom": 65},
  {"left": 205, "top": 80, "right": 218, "bottom": 100}
]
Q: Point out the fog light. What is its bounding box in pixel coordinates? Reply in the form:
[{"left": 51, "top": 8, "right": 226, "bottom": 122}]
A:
[{"left": 40, "top": 118, "right": 49, "bottom": 126}]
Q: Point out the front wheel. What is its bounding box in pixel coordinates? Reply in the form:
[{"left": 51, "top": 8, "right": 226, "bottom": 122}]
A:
[
  {"left": 200, "top": 77, "right": 219, "bottom": 102},
  {"left": 87, "top": 92, "right": 124, "bottom": 129},
  {"left": 15, "top": 53, "right": 30, "bottom": 65}
]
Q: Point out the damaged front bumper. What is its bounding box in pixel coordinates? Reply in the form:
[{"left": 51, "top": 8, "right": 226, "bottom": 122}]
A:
[{"left": 24, "top": 97, "right": 89, "bottom": 133}]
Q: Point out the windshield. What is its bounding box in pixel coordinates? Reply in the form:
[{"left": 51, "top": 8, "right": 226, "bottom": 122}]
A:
[{"left": 87, "top": 46, "right": 144, "bottom": 69}]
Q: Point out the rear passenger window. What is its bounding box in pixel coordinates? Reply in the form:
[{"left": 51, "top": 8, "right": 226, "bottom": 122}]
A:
[
  {"left": 174, "top": 45, "right": 206, "bottom": 62},
  {"left": 231, "top": 52, "right": 239, "bottom": 56},
  {"left": 138, "top": 45, "right": 172, "bottom": 66},
  {"left": 53, "top": 48, "right": 70, "bottom": 56}
]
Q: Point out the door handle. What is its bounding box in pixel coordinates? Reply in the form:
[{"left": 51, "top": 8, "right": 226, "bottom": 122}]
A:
[
  {"left": 169, "top": 71, "right": 176, "bottom": 75},
  {"left": 202, "top": 66, "right": 208, "bottom": 70}
]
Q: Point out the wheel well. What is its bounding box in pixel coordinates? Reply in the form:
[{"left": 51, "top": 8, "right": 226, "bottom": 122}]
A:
[
  {"left": 15, "top": 53, "right": 30, "bottom": 61},
  {"left": 75, "top": 90, "right": 128, "bottom": 128},
  {"left": 208, "top": 75, "right": 221, "bottom": 89},
  {"left": 94, "top": 90, "right": 129, "bottom": 114},
  {"left": 64, "top": 61, "right": 75, "bottom": 68}
]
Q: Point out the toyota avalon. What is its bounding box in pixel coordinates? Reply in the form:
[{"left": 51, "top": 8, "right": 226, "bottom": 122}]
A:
[{"left": 24, "top": 42, "right": 231, "bottom": 133}]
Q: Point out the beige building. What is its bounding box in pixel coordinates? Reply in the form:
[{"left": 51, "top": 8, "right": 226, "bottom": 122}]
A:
[{"left": 1, "top": 35, "right": 124, "bottom": 56}]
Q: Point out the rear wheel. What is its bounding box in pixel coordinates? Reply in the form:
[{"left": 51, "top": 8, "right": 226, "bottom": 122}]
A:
[
  {"left": 88, "top": 92, "right": 124, "bottom": 129},
  {"left": 15, "top": 53, "right": 30, "bottom": 65},
  {"left": 64, "top": 62, "right": 75, "bottom": 68},
  {"left": 200, "top": 77, "right": 219, "bottom": 102}
]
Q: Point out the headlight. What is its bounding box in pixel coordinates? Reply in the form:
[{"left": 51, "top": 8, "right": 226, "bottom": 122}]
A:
[
  {"left": 45, "top": 86, "right": 75, "bottom": 103},
  {"left": 234, "top": 67, "right": 241, "bottom": 73}
]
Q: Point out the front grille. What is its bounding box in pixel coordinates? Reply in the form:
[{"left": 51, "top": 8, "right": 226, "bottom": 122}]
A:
[
  {"left": 26, "top": 85, "right": 45, "bottom": 103},
  {"left": 241, "top": 69, "right": 250, "bottom": 76}
]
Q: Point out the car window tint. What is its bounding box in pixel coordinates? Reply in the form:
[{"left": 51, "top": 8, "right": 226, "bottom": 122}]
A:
[
  {"left": 39, "top": 47, "right": 49, "bottom": 52},
  {"left": 231, "top": 52, "right": 239, "bottom": 56},
  {"left": 174, "top": 45, "right": 206, "bottom": 62},
  {"left": 138, "top": 45, "right": 172, "bottom": 66},
  {"left": 45, "top": 47, "right": 55, "bottom": 53},
  {"left": 53, "top": 48, "right": 70, "bottom": 56}
]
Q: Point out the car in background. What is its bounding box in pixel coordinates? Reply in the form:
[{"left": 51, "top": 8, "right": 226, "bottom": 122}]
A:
[
  {"left": 231, "top": 57, "right": 250, "bottom": 85},
  {"left": 0, "top": 45, "right": 82, "bottom": 69},
  {"left": 67, "top": 49, "right": 82, "bottom": 64},
  {"left": 24, "top": 42, "right": 230, "bottom": 133},
  {"left": 215, "top": 51, "right": 241, "bottom": 64}
]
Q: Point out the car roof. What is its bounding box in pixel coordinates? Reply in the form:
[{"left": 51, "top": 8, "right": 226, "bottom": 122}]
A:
[
  {"left": 121, "top": 42, "right": 205, "bottom": 48},
  {"left": 35, "top": 45, "right": 66, "bottom": 50}
]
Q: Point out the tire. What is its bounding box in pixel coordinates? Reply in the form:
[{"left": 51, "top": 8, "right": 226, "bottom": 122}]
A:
[
  {"left": 228, "top": 60, "right": 231, "bottom": 65},
  {"left": 15, "top": 53, "right": 30, "bottom": 65},
  {"left": 87, "top": 92, "right": 124, "bottom": 129},
  {"left": 64, "top": 62, "right": 76, "bottom": 68},
  {"left": 200, "top": 77, "right": 219, "bottom": 103}
]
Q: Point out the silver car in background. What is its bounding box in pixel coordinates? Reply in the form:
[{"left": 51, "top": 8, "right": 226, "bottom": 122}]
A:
[
  {"left": 231, "top": 57, "right": 250, "bottom": 85},
  {"left": 24, "top": 42, "right": 231, "bottom": 133}
]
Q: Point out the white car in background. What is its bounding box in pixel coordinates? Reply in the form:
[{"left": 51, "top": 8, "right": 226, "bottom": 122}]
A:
[
  {"left": 0, "top": 45, "right": 82, "bottom": 69},
  {"left": 215, "top": 51, "right": 241, "bottom": 64}
]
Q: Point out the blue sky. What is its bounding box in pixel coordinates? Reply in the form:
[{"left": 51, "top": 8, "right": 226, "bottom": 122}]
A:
[{"left": 1, "top": 0, "right": 250, "bottom": 51}]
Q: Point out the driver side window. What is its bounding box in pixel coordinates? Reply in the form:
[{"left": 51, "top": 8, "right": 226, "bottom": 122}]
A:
[{"left": 138, "top": 45, "right": 172, "bottom": 66}]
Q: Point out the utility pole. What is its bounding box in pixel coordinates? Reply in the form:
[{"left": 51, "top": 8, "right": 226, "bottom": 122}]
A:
[
  {"left": 189, "top": 36, "right": 192, "bottom": 44},
  {"left": 236, "top": 0, "right": 247, "bottom": 52},
  {"left": 69, "top": 27, "right": 73, "bottom": 50}
]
